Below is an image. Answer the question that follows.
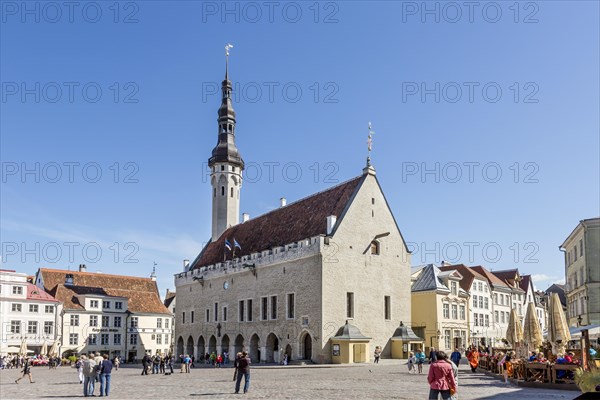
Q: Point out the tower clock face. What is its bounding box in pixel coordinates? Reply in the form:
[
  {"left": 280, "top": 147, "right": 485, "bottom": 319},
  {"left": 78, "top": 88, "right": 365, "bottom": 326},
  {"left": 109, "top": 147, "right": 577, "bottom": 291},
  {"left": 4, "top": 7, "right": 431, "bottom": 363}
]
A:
[{"left": 223, "top": 281, "right": 229, "bottom": 290}]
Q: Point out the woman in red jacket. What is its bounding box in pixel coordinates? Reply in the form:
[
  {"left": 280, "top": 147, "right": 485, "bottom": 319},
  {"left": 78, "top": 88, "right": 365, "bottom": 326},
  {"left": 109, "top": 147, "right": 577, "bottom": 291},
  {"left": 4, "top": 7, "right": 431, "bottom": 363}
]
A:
[{"left": 427, "top": 351, "right": 457, "bottom": 400}]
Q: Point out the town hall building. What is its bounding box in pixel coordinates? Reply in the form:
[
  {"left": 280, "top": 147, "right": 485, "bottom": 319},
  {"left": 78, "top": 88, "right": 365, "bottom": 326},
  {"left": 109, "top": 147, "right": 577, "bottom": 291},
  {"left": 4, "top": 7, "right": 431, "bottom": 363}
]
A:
[{"left": 174, "top": 50, "right": 413, "bottom": 364}]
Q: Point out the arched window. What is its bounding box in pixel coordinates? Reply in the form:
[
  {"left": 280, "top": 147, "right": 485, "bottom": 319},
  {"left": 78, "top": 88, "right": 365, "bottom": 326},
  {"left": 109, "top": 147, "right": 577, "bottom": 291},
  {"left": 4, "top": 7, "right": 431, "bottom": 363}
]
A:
[
  {"left": 213, "top": 188, "right": 216, "bottom": 197},
  {"left": 221, "top": 186, "right": 225, "bottom": 196},
  {"left": 370, "top": 241, "right": 380, "bottom": 255}
]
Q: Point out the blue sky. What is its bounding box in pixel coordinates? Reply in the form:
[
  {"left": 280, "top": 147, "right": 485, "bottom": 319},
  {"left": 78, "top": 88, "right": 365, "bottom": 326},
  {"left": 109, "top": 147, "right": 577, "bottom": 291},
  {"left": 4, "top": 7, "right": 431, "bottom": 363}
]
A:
[{"left": 1, "top": 1, "right": 599, "bottom": 296}]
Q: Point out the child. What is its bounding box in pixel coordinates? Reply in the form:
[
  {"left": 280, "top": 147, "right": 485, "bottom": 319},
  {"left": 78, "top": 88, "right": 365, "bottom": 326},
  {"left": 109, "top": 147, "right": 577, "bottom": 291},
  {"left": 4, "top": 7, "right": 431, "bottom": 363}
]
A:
[{"left": 407, "top": 352, "right": 416, "bottom": 374}]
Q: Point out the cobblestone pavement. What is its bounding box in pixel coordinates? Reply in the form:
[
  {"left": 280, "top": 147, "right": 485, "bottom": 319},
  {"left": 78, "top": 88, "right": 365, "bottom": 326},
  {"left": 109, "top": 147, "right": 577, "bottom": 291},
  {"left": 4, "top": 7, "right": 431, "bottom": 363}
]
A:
[{"left": 0, "top": 361, "right": 580, "bottom": 399}]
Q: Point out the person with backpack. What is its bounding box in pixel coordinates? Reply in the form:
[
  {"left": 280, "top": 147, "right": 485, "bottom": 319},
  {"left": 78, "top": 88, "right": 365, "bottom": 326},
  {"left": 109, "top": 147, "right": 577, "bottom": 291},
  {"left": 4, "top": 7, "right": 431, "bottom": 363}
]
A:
[
  {"left": 82, "top": 355, "right": 97, "bottom": 397},
  {"left": 141, "top": 354, "right": 150, "bottom": 376},
  {"left": 152, "top": 354, "right": 161, "bottom": 374}
]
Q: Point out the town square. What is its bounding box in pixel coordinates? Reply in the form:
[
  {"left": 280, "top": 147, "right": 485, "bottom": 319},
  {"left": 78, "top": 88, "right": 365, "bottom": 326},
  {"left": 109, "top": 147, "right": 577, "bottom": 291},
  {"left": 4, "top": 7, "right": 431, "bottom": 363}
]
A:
[{"left": 1, "top": 1, "right": 599, "bottom": 399}]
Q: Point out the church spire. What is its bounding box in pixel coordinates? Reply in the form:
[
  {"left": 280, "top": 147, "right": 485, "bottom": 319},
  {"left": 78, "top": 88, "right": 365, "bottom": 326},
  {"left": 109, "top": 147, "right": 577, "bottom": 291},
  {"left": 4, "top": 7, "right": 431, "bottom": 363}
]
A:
[{"left": 209, "top": 44, "right": 244, "bottom": 242}]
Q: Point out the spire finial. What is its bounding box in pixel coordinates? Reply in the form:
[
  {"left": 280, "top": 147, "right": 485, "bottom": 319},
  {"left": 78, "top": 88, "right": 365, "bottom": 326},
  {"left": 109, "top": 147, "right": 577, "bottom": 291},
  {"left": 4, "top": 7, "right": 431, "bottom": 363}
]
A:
[
  {"left": 151, "top": 262, "right": 157, "bottom": 278},
  {"left": 225, "top": 43, "right": 233, "bottom": 80},
  {"left": 363, "top": 122, "right": 377, "bottom": 175}
]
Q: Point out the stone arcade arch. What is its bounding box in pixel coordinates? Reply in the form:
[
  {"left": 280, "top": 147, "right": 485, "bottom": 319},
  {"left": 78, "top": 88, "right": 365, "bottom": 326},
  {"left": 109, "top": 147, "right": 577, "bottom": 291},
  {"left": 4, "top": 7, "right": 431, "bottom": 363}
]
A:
[
  {"left": 265, "top": 333, "right": 279, "bottom": 363},
  {"left": 234, "top": 334, "right": 244, "bottom": 354},
  {"left": 221, "top": 334, "right": 231, "bottom": 360},
  {"left": 176, "top": 337, "right": 184, "bottom": 357},
  {"left": 249, "top": 334, "right": 260, "bottom": 362},
  {"left": 197, "top": 336, "right": 206, "bottom": 359},
  {"left": 186, "top": 336, "right": 194, "bottom": 356},
  {"left": 301, "top": 332, "right": 313, "bottom": 361},
  {"left": 208, "top": 335, "right": 217, "bottom": 354}
]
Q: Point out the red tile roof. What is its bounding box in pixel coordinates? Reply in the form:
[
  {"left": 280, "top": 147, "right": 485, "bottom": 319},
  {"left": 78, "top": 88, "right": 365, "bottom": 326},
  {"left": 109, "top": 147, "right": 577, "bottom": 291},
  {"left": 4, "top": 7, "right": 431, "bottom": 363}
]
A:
[
  {"left": 520, "top": 274, "right": 532, "bottom": 293},
  {"left": 190, "top": 175, "right": 364, "bottom": 269},
  {"left": 38, "top": 268, "right": 170, "bottom": 315},
  {"left": 26, "top": 283, "right": 59, "bottom": 303},
  {"left": 439, "top": 264, "right": 488, "bottom": 292},
  {"left": 491, "top": 269, "right": 525, "bottom": 292},
  {"left": 471, "top": 266, "right": 511, "bottom": 290}
]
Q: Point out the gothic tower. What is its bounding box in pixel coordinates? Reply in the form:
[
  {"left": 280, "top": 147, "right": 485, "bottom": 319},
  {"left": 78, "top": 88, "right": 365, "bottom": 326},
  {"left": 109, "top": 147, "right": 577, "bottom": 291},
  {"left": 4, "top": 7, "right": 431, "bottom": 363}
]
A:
[{"left": 209, "top": 49, "right": 244, "bottom": 242}]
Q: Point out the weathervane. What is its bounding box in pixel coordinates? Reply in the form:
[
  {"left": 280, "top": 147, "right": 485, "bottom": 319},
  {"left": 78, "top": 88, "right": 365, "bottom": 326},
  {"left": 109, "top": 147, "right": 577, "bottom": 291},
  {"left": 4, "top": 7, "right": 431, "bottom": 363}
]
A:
[
  {"left": 367, "top": 122, "right": 375, "bottom": 166},
  {"left": 225, "top": 43, "right": 233, "bottom": 57}
]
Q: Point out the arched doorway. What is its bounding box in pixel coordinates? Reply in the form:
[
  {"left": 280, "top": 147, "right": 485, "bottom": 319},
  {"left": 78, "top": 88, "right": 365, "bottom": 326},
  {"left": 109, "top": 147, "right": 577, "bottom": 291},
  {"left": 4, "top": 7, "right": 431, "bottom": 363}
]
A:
[
  {"left": 285, "top": 344, "right": 292, "bottom": 361},
  {"left": 208, "top": 335, "right": 217, "bottom": 354},
  {"left": 197, "top": 336, "right": 205, "bottom": 359},
  {"left": 186, "top": 336, "right": 194, "bottom": 356},
  {"left": 176, "top": 337, "right": 184, "bottom": 357},
  {"left": 234, "top": 334, "right": 244, "bottom": 354},
  {"left": 301, "top": 332, "right": 312, "bottom": 360},
  {"left": 249, "top": 334, "right": 260, "bottom": 362},
  {"left": 221, "top": 335, "right": 230, "bottom": 360},
  {"left": 265, "top": 333, "right": 278, "bottom": 363}
]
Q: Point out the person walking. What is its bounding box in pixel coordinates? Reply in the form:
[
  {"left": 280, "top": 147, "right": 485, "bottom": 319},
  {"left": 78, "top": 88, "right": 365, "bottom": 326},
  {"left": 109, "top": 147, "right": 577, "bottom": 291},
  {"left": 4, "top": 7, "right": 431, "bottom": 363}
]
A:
[
  {"left": 99, "top": 354, "right": 113, "bottom": 397},
  {"left": 82, "top": 355, "right": 97, "bottom": 397},
  {"left": 373, "top": 346, "right": 382, "bottom": 364},
  {"left": 443, "top": 354, "right": 459, "bottom": 400},
  {"left": 407, "top": 351, "right": 416, "bottom": 374},
  {"left": 113, "top": 355, "right": 120, "bottom": 371},
  {"left": 234, "top": 351, "right": 251, "bottom": 394},
  {"left": 14, "top": 357, "right": 34, "bottom": 384},
  {"left": 429, "top": 347, "right": 437, "bottom": 364},
  {"left": 415, "top": 348, "right": 426, "bottom": 374},
  {"left": 166, "top": 355, "right": 174, "bottom": 374},
  {"left": 427, "top": 351, "right": 457, "bottom": 400},
  {"left": 450, "top": 349, "right": 461, "bottom": 366},
  {"left": 152, "top": 354, "right": 161, "bottom": 374},
  {"left": 466, "top": 346, "right": 479, "bottom": 373},
  {"left": 76, "top": 356, "right": 85, "bottom": 384},
  {"left": 141, "top": 354, "right": 150, "bottom": 376}
]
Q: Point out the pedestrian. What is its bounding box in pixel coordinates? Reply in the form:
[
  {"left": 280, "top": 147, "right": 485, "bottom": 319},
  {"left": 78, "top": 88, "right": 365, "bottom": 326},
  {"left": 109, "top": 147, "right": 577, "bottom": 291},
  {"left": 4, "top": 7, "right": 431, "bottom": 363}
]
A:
[
  {"left": 450, "top": 348, "right": 461, "bottom": 366},
  {"left": 152, "top": 354, "right": 161, "bottom": 374},
  {"left": 407, "top": 351, "right": 416, "bottom": 374},
  {"left": 233, "top": 352, "right": 242, "bottom": 381},
  {"left": 498, "top": 351, "right": 514, "bottom": 384},
  {"left": 100, "top": 354, "right": 113, "bottom": 397},
  {"left": 223, "top": 351, "right": 229, "bottom": 365},
  {"left": 141, "top": 354, "right": 150, "bottom": 376},
  {"left": 94, "top": 352, "right": 103, "bottom": 383},
  {"left": 216, "top": 354, "right": 223, "bottom": 368},
  {"left": 282, "top": 354, "right": 288, "bottom": 366},
  {"left": 415, "top": 348, "right": 426, "bottom": 374},
  {"left": 113, "top": 356, "right": 120, "bottom": 371},
  {"left": 82, "top": 355, "right": 97, "bottom": 397},
  {"left": 190, "top": 355, "right": 195, "bottom": 368},
  {"left": 466, "top": 346, "right": 479, "bottom": 373},
  {"left": 76, "top": 356, "right": 84, "bottom": 384},
  {"left": 443, "top": 354, "right": 459, "bottom": 400},
  {"left": 373, "top": 346, "right": 382, "bottom": 364},
  {"left": 210, "top": 352, "right": 216, "bottom": 366},
  {"left": 429, "top": 347, "right": 437, "bottom": 364},
  {"left": 14, "top": 357, "right": 34, "bottom": 384},
  {"left": 160, "top": 355, "right": 166, "bottom": 374},
  {"left": 427, "top": 351, "right": 457, "bottom": 400},
  {"left": 205, "top": 352, "right": 210, "bottom": 365},
  {"left": 234, "top": 351, "right": 251, "bottom": 394},
  {"left": 166, "top": 355, "right": 174, "bottom": 374}
]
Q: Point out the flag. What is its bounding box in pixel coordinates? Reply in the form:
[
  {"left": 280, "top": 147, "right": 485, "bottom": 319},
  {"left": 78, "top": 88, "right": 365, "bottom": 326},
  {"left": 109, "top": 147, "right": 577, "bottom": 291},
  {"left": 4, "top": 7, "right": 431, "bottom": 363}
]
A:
[
  {"left": 234, "top": 238, "right": 241, "bottom": 250},
  {"left": 225, "top": 239, "right": 232, "bottom": 251}
]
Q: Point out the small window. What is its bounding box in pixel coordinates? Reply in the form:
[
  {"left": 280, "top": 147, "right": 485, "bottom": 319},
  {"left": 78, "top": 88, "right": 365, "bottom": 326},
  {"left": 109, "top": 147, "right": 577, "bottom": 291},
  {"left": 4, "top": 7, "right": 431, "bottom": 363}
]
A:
[
  {"left": 191, "top": 311, "right": 194, "bottom": 323},
  {"left": 370, "top": 241, "right": 380, "bottom": 255},
  {"left": 12, "top": 286, "right": 23, "bottom": 295},
  {"left": 214, "top": 188, "right": 217, "bottom": 197},
  {"left": 221, "top": 186, "right": 225, "bottom": 196},
  {"left": 384, "top": 296, "right": 391, "bottom": 320},
  {"left": 223, "top": 307, "right": 228, "bottom": 322},
  {"left": 102, "top": 301, "right": 110, "bottom": 309},
  {"left": 347, "top": 292, "right": 354, "bottom": 319},
  {"left": 247, "top": 299, "right": 253, "bottom": 322},
  {"left": 221, "top": 165, "right": 225, "bottom": 171},
  {"left": 182, "top": 312, "right": 186, "bottom": 324},
  {"left": 214, "top": 303, "right": 218, "bottom": 322},
  {"left": 286, "top": 293, "right": 295, "bottom": 319},
  {"left": 239, "top": 300, "right": 245, "bottom": 322},
  {"left": 230, "top": 187, "right": 234, "bottom": 197},
  {"left": 206, "top": 309, "right": 209, "bottom": 322},
  {"left": 371, "top": 197, "right": 375, "bottom": 205},
  {"left": 115, "top": 302, "right": 123, "bottom": 310}
]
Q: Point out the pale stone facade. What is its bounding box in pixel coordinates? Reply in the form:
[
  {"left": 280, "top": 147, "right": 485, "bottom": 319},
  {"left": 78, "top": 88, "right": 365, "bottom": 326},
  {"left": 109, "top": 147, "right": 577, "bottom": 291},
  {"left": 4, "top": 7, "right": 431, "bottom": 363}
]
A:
[
  {"left": 560, "top": 217, "right": 600, "bottom": 326},
  {"left": 175, "top": 170, "right": 412, "bottom": 363}
]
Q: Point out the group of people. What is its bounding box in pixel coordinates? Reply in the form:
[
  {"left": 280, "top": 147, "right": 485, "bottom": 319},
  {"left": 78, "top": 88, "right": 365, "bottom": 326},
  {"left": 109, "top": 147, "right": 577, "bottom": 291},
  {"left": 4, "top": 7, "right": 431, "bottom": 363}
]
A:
[
  {"left": 75, "top": 352, "right": 114, "bottom": 397},
  {"left": 141, "top": 353, "right": 174, "bottom": 375},
  {"left": 1, "top": 355, "right": 24, "bottom": 369},
  {"left": 407, "top": 348, "right": 426, "bottom": 374}
]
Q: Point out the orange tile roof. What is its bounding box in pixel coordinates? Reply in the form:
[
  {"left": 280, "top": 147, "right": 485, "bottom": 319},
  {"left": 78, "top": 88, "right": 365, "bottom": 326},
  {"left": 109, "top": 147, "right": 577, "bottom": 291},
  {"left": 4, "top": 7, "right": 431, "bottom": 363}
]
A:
[
  {"left": 38, "top": 268, "right": 170, "bottom": 315},
  {"left": 471, "top": 266, "right": 511, "bottom": 290},
  {"left": 439, "top": 264, "right": 487, "bottom": 292},
  {"left": 26, "top": 283, "right": 59, "bottom": 303}
]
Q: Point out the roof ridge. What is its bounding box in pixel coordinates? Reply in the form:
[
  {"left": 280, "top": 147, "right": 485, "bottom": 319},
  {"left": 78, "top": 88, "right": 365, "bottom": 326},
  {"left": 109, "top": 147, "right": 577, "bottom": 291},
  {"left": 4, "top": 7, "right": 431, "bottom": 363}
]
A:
[
  {"left": 235, "top": 175, "right": 362, "bottom": 225},
  {"left": 41, "top": 268, "right": 154, "bottom": 281}
]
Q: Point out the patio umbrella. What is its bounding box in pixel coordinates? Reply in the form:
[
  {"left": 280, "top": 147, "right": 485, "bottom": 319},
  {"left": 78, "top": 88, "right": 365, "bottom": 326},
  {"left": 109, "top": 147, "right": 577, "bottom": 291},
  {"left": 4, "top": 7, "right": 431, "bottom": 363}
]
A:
[
  {"left": 547, "top": 292, "right": 571, "bottom": 355},
  {"left": 506, "top": 308, "right": 524, "bottom": 347},
  {"left": 19, "top": 338, "right": 28, "bottom": 357},
  {"left": 523, "top": 302, "right": 544, "bottom": 351},
  {"left": 48, "top": 341, "right": 59, "bottom": 358},
  {"left": 40, "top": 341, "right": 48, "bottom": 356}
]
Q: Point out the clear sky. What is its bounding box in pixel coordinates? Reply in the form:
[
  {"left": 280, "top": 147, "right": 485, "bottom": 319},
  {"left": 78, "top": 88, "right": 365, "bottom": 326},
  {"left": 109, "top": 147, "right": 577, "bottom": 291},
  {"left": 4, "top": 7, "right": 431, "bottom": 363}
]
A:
[{"left": 1, "top": 1, "right": 599, "bottom": 297}]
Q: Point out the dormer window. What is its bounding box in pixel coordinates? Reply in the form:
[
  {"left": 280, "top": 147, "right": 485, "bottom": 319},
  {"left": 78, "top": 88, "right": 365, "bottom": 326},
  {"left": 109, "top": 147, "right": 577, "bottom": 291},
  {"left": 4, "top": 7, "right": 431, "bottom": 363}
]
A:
[{"left": 370, "top": 241, "right": 380, "bottom": 255}]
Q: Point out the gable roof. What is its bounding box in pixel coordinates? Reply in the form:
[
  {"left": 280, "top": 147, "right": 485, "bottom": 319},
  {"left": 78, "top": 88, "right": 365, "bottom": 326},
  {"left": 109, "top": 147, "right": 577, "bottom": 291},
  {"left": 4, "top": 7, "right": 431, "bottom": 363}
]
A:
[
  {"left": 491, "top": 269, "right": 524, "bottom": 292},
  {"left": 164, "top": 290, "right": 176, "bottom": 308},
  {"left": 520, "top": 274, "right": 533, "bottom": 293},
  {"left": 37, "top": 268, "right": 170, "bottom": 315},
  {"left": 546, "top": 283, "right": 567, "bottom": 307},
  {"left": 439, "top": 264, "right": 488, "bottom": 292},
  {"left": 190, "top": 175, "right": 364, "bottom": 269},
  {"left": 26, "top": 283, "right": 59, "bottom": 303},
  {"left": 471, "top": 266, "right": 511, "bottom": 291},
  {"left": 411, "top": 264, "right": 450, "bottom": 292}
]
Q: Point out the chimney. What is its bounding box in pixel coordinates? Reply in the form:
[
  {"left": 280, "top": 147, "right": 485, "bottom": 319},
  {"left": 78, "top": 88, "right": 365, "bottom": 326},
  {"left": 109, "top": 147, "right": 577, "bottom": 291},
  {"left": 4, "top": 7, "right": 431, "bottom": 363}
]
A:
[
  {"left": 65, "top": 274, "right": 74, "bottom": 286},
  {"left": 242, "top": 213, "right": 249, "bottom": 223},
  {"left": 183, "top": 260, "right": 190, "bottom": 271},
  {"left": 280, "top": 197, "right": 287, "bottom": 207},
  {"left": 326, "top": 215, "right": 337, "bottom": 235},
  {"left": 78, "top": 264, "right": 86, "bottom": 272}
]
